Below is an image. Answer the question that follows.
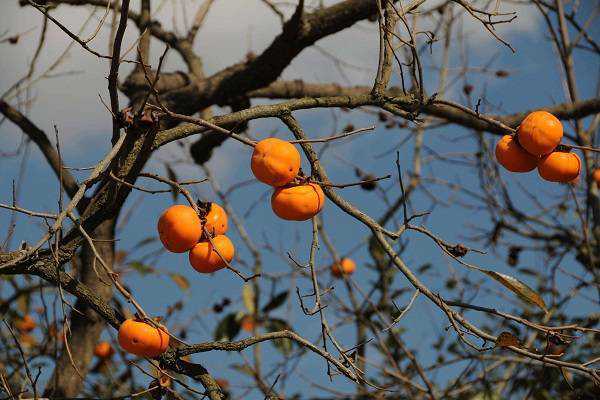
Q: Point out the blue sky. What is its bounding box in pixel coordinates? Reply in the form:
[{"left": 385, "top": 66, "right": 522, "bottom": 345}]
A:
[{"left": 1, "top": 0, "right": 599, "bottom": 398}]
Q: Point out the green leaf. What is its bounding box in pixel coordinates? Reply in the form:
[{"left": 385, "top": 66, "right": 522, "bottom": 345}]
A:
[
  {"left": 480, "top": 269, "right": 547, "bottom": 312},
  {"left": 265, "top": 318, "right": 293, "bottom": 355},
  {"left": 169, "top": 273, "right": 190, "bottom": 291},
  {"left": 242, "top": 283, "right": 256, "bottom": 314},
  {"left": 128, "top": 261, "right": 154, "bottom": 276},
  {"left": 214, "top": 313, "right": 241, "bottom": 342},
  {"left": 262, "top": 291, "right": 288, "bottom": 314}
]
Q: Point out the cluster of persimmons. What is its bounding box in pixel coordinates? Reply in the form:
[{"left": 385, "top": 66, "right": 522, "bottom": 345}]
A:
[
  {"left": 495, "top": 111, "right": 581, "bottom": 182},
  {"left": 110, "top": 136, "right": 363, "bottom": 359},
  {"left": 11, "top": 137, "right": 363, "bottom": 361}
]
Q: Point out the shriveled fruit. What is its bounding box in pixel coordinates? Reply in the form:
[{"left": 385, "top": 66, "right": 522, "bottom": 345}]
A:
[
  {"left": 204, "top": 203, "right": 228, "bottom": 236},
  {"left": 240, "top": 315, "right": 256, "bottom": 332},
  {"left": 271, "top": 183, "right": 325, "bottom": 221},
  {"left": 517, "top": 111, "right": 563, "bottom": 156},
  {"left": 15, "top": 314, "right": 36, "bottom": 333},
  {"left": 593, "top": 169, "right": 600, "bottom": 185},
  {"left": 251, "top": 138, "right": 301, "bottom": 187},
  {"left": 538, "top": 151, "right": 581, "bottom": 183},
  {"left": 331, "top": 258, "right": 357, "bottom": 278},
  {"left": 94, "top": 341, "right": 115, "bottom": 358},
  {"left": 118, "top": 319, "right": 169, "bottom": 357},
  {"left": 188, "top": 235, "right": 235, "bottom": 273},
  {"left": 495, "top": 135, "right": 538, "bottom": 173},
  {"left": 157, "top": 205, "right": 202, "bottom": 253}
]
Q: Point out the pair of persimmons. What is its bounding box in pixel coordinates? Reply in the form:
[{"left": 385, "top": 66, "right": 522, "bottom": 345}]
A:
[{"left": 495, "top": 111, "right": 580, "bottom": 182}]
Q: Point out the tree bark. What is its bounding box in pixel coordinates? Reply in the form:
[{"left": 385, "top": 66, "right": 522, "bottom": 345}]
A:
[{"left": 43, "top": 219, "right": 115, "bottom": 397}]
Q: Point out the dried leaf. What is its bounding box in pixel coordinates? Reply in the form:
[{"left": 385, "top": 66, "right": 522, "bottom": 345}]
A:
[
  {"left": 480, "top": 269, "right": 547, "bottom": 312},
  {"left": 165, "top": 163, "right": 178, "bottom": 202},
  {"left": 242, "top": 283, "right": 255, "bottom": 314},
  {"left": 495, "top": 331, "right": 520, "bottom": 348},
  {"left": 214, "top": 313, "right": 240, "bottom": 342},
  {"left": 262, "top": 291, "right": 288, "bottom": 313},
  {"left": 264, "top": 318, "right": 293, "bottom": 355},
  {"left": 128, "top": 261, "right": 154, "bottom": 276},
  {"left": 169, "top": 273, "right": 190, "bottom": 291}
]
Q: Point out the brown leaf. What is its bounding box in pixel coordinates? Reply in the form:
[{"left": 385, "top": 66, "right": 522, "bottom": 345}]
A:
[
  {"left": 242, "top": 283, "right": 256, "bottom": 314},
  {"left": 165, "top": 163, "right": 178, "bottom": 202},
  {"left": 480, "top": 269, "right": 547, "bottom": 312},
  {"left": 169, "top": 273, "right": 190, "bottom": 291},
  {"left": 495, "top": 331, "right": 520, "bottom": 348}
]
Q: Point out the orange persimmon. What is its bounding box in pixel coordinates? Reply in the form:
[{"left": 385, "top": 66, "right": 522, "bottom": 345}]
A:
[
  {"left": 517, "top": 111, "right": 563, "bottom": 156},
  {"left": 188, "top": 235, "right": 235, "bottom": 273},
  {"left": 537, "top": 151, "right": 581, "bottom": 183},
  {"left": 495, "top": 135, "right": 538, "bottom": 173},
  {"left": 157, "top": 205, "right": 202, "bottom": 253},
  {"left": 271, "top": 183, "right": 325, "bottom": 221},
  {"left": 251, "top": 138, "right": 301, "bottom": 187},
  {"left": 118, "top": 319, "right": 169, "bottom": 357}
]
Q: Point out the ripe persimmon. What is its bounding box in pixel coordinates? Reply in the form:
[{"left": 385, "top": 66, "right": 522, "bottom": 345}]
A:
[
  {"left": 495, "top": 135, "right": 538, "bottom": 173},
  {"left": 537, "top": 151, "right": 581, "bottom": 183},
  {"left": 331, "top": 258, "right": 356, "bottom": 278},
  {"left": 188, "top": 235, "right": 235, "bottom": 273},
  {"left": 118, "top": 319, "right": 169, "bottom": 357},
  {"left": 203, "top": 203, "right": 228, "bottom": 236},
  {"left": 240, "top": 315, "right": 256, "bottom": 332},
  {"left": 271, "top": 183, "right": 325, "bottom": 221},
  {"left": 157, "top": 205, "right": 202, "bottom": 253},
  {"left": 593, "top": 169, "right": 600, "bottom": 185},
  {"left": 251, "top": 138, "right": 301, "bottom": 187},
  {"left": 517, "top": 111, "right": 563, "bottom": 156},
  {"left": 94, "top": 341, "right": 115, "bottom": 359},
  {"left": 15, "top": 314, "right": 36, "bottom": 333}
]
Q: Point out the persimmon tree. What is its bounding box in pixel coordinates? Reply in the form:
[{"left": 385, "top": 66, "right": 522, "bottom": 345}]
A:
[{"left": 1, "top": 0, "right": 599, "bottom": 399}]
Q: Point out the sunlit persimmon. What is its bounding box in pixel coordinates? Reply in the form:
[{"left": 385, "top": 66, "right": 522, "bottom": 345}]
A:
[
  {"left": 517, "top": 111, "right": 563, "bottom": 156},
  {"left": 240, "top": 315, "right": 256, "bottom": 332},
  {"left": 593, "top": 169, "right": 600, "bottom": 185},
  {"left": 118, "top": 319, "right": 169, "bottom": 357},
  {"left": 157, "top": 205, "right": 202, "bottom": 253},
  {"left": 188, "top": 235, "right": 235, "bottom": 273},
  {"left": 331, "top": 258, "right": 356, "bottom": 278},
  {"left": 251, "top": 138, "right": 301, "bottom": 187},
  {"left": 537, "top": 151, "right": 581, "bottom": 183},
  {"left": 495, "top": 135, "right": 538, "bottom": 173},
  {"left": 271, "top": 183, "right": 325, "bottom": 221},
  {"left": 203, "top": 203, "right": 228, "bottom": 236},
  {"left": 94, "top": 341, "right": 115, "bottom": 359},
  {"left": 15, "top": 314, "right": 36, "bottom": 333}
]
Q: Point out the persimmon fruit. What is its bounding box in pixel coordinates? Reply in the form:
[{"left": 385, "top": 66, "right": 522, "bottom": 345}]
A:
[
  {"left": 203, "top": 203, "right": 228, "bottom": 236},
  {"left": 271, "top": 183, "right": 325, "bottom": 221},
  {"left": 157, "top": 205, "right": 202, "bottom": 253},
  {"left": 94, "top": 341, "right": 115, "bottom": 358},
  {"left": 593, "top": 169, "right": 600, "bottom": 185},
  {"left": 537, "top": 151, "right": 581, "bottom": 183},
  {"left": 517, "top": 111, "right": 563, "bottom": 156},
  {"left": 251, "top": 138, "right": 301, "bottom": 187},
  {"left": 188, "top": 235, "right": 235, "bottom": 273},
  {"left": 495, "top": 135, "right": 538, "bottom": 173},
  {"left": 118, "top": 319, "right": 170, "bottom": 357},
  {"left": 331, "top": 258, "right": 357, "bottom": 278},
  {"left": 240, "top": 315, "right": 256, "bottom": 332},
  {"left": 16, "top": 314, "right": 36, "bottom": 333}
]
